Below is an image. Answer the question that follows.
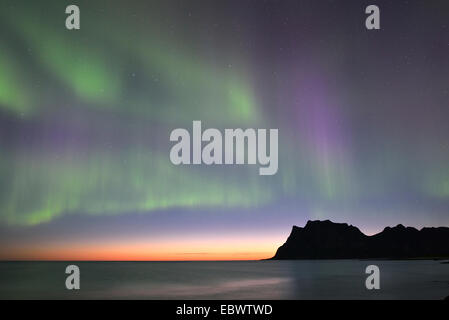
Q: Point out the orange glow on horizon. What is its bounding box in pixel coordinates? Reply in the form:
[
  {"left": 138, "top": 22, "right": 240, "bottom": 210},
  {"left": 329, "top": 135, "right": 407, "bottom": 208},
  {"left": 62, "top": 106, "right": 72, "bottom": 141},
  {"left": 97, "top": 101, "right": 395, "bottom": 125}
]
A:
[{"left": 0, "top": 235, "right": 285, "bottom": 261}]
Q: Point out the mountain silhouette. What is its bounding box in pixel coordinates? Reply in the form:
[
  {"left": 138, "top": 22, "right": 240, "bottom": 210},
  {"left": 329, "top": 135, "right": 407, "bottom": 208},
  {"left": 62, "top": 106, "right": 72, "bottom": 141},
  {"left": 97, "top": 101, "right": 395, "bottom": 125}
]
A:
[{"left": 271, "top": 220, "right": 449, "bottom": 259}]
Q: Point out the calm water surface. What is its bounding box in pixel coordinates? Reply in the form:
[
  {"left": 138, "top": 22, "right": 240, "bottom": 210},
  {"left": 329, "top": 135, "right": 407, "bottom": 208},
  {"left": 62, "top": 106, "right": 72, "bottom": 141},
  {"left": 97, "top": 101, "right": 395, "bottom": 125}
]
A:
[{"left": 0, "top": 260, "right": 448, "bottom": 299}]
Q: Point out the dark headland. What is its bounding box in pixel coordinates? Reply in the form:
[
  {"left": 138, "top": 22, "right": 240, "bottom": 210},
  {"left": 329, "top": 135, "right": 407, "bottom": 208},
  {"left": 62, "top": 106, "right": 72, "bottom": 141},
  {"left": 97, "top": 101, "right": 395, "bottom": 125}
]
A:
[{"left": 270, "top": 220, "right": 449, "bottom": 260}]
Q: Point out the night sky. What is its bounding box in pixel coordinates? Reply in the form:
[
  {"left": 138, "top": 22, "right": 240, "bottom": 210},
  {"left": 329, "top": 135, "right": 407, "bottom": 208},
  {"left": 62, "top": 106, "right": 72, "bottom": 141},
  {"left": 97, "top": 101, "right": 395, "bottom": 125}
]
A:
[{"left": 0, "top": 0, "right": 448, "bottom": 260}]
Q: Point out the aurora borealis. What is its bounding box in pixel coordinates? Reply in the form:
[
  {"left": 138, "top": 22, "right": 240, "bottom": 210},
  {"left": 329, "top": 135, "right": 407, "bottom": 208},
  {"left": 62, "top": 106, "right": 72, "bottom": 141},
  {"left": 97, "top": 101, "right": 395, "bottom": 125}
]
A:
[{"left": 0, "top": 0, "right": 448, "bottom": 260}]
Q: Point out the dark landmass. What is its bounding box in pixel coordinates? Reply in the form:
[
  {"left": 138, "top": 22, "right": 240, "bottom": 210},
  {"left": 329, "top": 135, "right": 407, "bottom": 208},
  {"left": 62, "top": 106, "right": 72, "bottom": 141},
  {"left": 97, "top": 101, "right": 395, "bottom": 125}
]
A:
[{"left": 271, "top": 220, "right": 449, "bottom": 260}]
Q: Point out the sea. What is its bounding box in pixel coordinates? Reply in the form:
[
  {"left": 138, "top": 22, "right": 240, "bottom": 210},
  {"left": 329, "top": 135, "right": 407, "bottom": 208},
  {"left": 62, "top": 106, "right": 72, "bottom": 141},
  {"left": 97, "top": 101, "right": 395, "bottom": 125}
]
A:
[{"left": 0, "top": 260, "right": 448, "bottom": 299}]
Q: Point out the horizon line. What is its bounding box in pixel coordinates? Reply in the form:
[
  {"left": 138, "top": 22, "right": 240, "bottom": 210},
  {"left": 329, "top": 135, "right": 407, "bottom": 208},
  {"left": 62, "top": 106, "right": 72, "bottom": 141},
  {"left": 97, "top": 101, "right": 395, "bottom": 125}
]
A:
[{"left": 0, "top": 259, "right": 266, "bottom": 262}]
